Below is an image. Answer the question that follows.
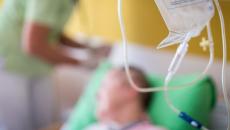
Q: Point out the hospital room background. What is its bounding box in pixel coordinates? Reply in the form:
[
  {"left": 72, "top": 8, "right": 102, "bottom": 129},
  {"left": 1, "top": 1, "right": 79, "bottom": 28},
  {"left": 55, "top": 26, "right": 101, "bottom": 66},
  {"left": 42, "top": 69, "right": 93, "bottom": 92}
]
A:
[{"left": 0, "top": 0, "right": 230, "bottom": 130}]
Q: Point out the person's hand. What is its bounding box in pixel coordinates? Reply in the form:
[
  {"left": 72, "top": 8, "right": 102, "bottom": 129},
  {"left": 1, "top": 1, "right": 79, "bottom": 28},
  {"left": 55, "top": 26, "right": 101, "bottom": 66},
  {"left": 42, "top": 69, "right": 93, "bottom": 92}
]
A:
[
  {"left": 88, "top": 45, "right": 111, "bottom": 57},
  {"left": 60, "top": 34, "right": 89, "bottom": 48},
  {"left": 83, "top": 45, "right": 112, "bottom": 69}
]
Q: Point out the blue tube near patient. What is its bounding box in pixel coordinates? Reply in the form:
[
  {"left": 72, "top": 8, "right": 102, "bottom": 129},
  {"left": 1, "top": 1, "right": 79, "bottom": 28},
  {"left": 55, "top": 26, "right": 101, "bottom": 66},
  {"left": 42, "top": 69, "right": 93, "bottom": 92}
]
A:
[{"left": 179, "top": 112, "right": 203, "bottom": 129}]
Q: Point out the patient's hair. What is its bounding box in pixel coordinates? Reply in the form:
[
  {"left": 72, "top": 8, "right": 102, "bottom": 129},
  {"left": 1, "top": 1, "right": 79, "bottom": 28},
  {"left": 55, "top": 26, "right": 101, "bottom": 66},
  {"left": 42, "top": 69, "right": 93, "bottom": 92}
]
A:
[{"left": 117, "top": 66, "right": 152, "bottom": 111}]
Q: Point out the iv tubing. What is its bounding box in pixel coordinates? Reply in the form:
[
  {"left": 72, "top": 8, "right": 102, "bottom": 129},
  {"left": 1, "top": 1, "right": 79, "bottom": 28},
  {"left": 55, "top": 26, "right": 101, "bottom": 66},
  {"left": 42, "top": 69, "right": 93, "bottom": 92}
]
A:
[
  {"left": 214, "top": 0, "right": 230, "bottom": 129},
  {"left": 118, "top": 0, "right": 214, "bottom": 92},
  {"left": 118, "top": 0, "right": 229, "bottom": 129}
]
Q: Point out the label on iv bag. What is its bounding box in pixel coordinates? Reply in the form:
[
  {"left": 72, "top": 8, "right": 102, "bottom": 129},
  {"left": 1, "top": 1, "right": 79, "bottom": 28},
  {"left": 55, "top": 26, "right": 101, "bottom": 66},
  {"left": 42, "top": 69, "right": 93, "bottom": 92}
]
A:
[
  {"left": 164, "top": 0, "right": 211, "bottom": 9},
  {"left": 154, "top": 0, "right": 214, "bottom": 48}
]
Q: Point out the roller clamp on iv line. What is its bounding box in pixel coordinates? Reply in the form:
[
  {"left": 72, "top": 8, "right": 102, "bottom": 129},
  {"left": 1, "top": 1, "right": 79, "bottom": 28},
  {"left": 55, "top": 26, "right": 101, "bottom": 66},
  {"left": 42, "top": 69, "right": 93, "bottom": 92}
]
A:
[{"left": 117, "top": 0, "right": 229, "bottom": 130}]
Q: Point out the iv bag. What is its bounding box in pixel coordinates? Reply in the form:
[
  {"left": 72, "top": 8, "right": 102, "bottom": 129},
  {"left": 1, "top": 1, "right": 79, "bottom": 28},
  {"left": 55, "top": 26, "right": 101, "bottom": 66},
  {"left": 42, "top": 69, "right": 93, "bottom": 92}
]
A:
[{"left": 155, "top": 0, "right": 215, "bottom": 48}]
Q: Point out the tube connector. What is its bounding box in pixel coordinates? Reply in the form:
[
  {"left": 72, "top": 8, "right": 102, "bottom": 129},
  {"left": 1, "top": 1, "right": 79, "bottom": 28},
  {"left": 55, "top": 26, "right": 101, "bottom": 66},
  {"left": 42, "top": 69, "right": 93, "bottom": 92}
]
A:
[{"left": 179, "top": 112, "right": 203, "bottom": 129}]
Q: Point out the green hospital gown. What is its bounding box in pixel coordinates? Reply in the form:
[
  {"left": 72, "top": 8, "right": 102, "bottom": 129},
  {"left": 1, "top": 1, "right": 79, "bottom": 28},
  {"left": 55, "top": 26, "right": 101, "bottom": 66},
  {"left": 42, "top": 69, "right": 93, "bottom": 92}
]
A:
[{"left": 0, "top": 0, "right": 74, "bottom": 76}]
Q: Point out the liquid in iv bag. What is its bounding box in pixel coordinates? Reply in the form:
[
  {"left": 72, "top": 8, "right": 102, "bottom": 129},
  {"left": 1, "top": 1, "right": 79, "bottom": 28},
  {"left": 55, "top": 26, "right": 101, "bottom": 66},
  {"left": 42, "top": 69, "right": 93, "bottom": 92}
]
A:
[{"left": 154, "top": 0, "right": 215, "bottom": 49}]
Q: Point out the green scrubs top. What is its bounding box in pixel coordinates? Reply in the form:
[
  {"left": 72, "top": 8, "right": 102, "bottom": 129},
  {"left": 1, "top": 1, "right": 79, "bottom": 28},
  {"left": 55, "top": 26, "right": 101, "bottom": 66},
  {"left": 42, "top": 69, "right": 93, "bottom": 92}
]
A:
[{"left": 0, "top": 0, "right": 75, "bottom": 76}]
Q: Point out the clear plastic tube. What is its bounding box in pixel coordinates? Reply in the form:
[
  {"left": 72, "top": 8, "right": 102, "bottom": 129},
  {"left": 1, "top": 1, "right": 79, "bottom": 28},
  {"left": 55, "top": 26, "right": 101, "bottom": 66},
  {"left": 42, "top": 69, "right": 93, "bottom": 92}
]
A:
[
  {"left": 165, "top": 1, "right": 230, "bottom": 129},
  {"left": 162, "top": 32, "right": 210, "bottom": 130},
  {"left": 118, "top": 0, "right": 214, "bottom": 92},
  {"left": 214, "top": 0, "right": 230, "bottom": 129},
  {"left": 160, "top": 1, "right": 229, "bottom": 130},
  {"left": 118, "top": 0, "right": 228, "bottom": 129}
]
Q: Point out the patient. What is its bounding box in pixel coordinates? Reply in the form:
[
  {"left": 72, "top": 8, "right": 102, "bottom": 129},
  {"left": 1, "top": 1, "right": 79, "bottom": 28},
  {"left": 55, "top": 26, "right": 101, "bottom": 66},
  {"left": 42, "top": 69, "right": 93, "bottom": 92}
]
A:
[{"left": 85, "top": 66, "right": 166, "bottom": 130}]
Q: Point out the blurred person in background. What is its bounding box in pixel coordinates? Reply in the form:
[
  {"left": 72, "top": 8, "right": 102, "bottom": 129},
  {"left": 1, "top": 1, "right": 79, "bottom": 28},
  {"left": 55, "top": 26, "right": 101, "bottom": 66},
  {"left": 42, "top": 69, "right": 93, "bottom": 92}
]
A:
[
  {"left": 71, "top": 67, "right": 166, "bottom": 130},
  {"left": 0, "top": 0, "right": 97, "bottom": 130}
]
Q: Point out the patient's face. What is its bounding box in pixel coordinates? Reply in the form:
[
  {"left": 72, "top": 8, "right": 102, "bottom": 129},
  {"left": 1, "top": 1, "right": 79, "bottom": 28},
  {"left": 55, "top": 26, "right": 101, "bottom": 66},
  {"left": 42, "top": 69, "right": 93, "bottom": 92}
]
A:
[{"left": 96, "top": 69, "right": 137, "bottom": 121}]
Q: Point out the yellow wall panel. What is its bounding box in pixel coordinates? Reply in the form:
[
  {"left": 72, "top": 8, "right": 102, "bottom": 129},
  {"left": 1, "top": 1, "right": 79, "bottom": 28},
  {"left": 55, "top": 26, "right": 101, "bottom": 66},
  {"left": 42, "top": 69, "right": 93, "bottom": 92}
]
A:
[
  {"left": 0, "top": 0, "right": 3, "bottom": 7},
  {"left": 65, "top": 0, "right": 230, "bottom": 61}
]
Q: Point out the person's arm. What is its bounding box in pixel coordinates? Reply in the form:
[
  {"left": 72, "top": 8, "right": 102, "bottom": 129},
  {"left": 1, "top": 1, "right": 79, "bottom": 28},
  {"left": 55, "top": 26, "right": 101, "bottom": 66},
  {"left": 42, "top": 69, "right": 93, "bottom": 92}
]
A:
[{"left": 22, "top": 22, "right": 80, "bottom": 65}]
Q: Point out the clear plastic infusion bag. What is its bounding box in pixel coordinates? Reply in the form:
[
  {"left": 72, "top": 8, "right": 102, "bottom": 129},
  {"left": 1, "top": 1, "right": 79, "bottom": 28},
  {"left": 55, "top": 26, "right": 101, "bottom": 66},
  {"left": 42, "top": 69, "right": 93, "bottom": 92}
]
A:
[{"left": 155, "top": 0, "right": 215, "bottom": 49}]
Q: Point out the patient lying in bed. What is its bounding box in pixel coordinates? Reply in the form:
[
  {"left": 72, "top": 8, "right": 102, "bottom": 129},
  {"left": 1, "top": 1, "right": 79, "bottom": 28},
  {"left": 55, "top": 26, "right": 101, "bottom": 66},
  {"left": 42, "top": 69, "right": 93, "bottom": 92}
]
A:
[{"left": 85, "top": 66, "right": 167, "bottom": 130}]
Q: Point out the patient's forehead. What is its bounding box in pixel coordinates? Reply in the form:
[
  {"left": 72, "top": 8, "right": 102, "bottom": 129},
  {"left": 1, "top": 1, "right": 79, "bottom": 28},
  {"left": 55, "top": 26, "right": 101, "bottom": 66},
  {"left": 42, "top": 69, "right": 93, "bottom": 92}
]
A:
[
  {"left": 102, "top": 69, "right": 127, "bottom": 85},
  {"left": 105, "top": 68, "right": 140, "bottom": 80},
  {"left": 107, "top": 69, "right": 124, "bottom": 77}
]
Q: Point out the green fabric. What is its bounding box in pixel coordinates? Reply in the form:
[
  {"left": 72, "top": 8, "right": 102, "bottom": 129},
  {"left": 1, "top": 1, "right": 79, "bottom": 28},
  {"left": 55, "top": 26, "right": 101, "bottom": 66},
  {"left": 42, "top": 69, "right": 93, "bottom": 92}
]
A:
[
  {"left": 65, "top": 61, "right": 216, "bottom": 130},
  {"left": 0, "top": 0, "right": 74, "bottom": 76}
]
